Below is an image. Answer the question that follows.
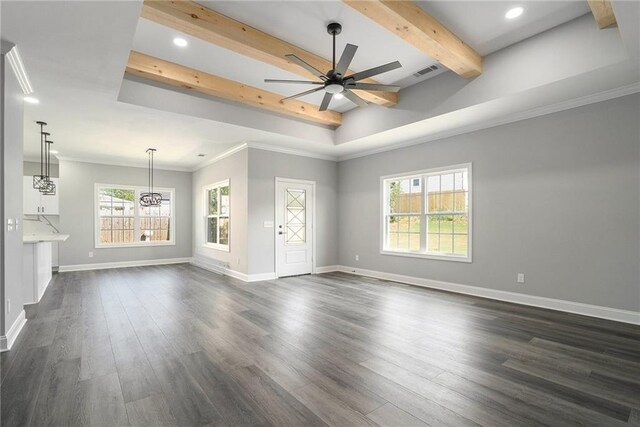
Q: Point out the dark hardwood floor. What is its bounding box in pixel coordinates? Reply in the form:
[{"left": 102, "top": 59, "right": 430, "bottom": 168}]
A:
[{"left": 2, "top": 264, "right": 639, "bottom": 426}]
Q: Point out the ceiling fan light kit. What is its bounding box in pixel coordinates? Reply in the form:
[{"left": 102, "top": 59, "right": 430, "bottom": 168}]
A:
[{"left": 265, "top": 22, "right": 402, "bottom": 112}]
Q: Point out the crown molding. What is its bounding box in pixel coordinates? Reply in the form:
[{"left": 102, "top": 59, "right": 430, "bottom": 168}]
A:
[
  {"left": 55, "top": 155, "right": 193, "bottom": 172},
  {"left": 5, "top": 46, "right": 34, "bottom": 95},
  {"left": 246, "top": 142, "right": 337, "bottom": 161},
  {"left": 192, "top": 142, "right": 248, "bottom": 171},
  {"left": 337, "top": 82, "right": 640, "bottom": 161}
]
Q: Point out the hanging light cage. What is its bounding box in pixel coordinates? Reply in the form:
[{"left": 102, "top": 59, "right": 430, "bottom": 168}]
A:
[
  {"left": 33, "top": 121, "right": 56, "bottom": 196},
  {"left": 140, "top": 148, "right": 162, "bottom": 207}
]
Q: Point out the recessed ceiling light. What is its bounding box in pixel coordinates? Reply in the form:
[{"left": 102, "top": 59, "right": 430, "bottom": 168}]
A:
[
  {"left": 333, "top": 93, "right": 344, "bottom": 100},
  {"left": 24, "top": 96, "right": 39, "bottom": 104},
  {"left": 50, "top": 149, "right": 59, "bottom": 154},
  {"left": 505, "top": 7, "right": 524, "bottom": 19},
  {"left": 173, "top": 37, "right": 188, "bottom": 47}
]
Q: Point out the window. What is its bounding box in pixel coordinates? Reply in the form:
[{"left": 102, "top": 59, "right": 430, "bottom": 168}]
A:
[
  {"left": 382, "top": 164, "right": 471, "bottom": 262},
  {"left": 204, "top": 180, "right": 230, "bottom": 251},
  {"left": 95, "top": 184, "right": 175, "bottom": 248}
]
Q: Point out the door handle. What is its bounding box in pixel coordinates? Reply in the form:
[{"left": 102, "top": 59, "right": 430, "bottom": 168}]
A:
[{"left": 278, "top": 231, "right": 284, "bottom": 235}]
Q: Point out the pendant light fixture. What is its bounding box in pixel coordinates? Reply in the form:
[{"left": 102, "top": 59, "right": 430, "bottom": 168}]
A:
[
  {"left": 32, "top": 121, "right": 47, "bottom": 190},
  {"left": 41, "top": 136, "right": 56, "bottom": 195},
  {"left": 139, "top": 148, "right": 162, "bottom": 207}
]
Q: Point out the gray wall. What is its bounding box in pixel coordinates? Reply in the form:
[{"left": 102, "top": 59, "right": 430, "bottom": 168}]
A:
[
  {"left": 338, "top": 94, "right": 640, "bottom": 312},
  {"left": 58, "top": 160, "right": 192, "bottom": 266},
  {"left": 1, "top": 50, "right": 25, "bottom": 334},
  {"left": 248, "top": 148, "right": 338, "bottom": 275},
  {"left": 23, "top": 160, "right": 58, "bottom": 178},
  {"left": 192, "top": 149, "right": 248, "bottom": 274}
]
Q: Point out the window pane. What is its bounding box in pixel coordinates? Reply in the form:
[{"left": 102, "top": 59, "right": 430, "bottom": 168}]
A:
[
  {"left": 398, "top": 233, "right": 409, "bottom": 251},
  {"left": 220, "top": 186, "right": 230, "bottom": 215},
  {"left": 453, "top": 191, "right": 467, "bottom": 212},
  {"left": 454, "top": 234, "right": 468, "bottom": 255},
  {"left": 440, "top": 191, "right": 454, "bottom": 211},
  {"left": 209, "top": 188, "right": 218, "bottom": 215},
  {"left": 219, "top": 218, "right": 229, "bottom": 245},
  {"left": 410, "top": 216, "right": 421, "bottom": 234},
  {"left": 427, "top": 233, "right": 440, "bottom": 252},
  {"left": 398, "top": 216, "right": 409, "bottom": 233},
  {"left": 453, "top": 215, "right": 468, "bottom": 234},
  {"left": 387, "top": 232, "right": 399, "bottom": 249},
  {"left": 286, "top": 189, "right": 305, "bottom": 245},
  {"left": 441, "top": 173, "right": 454, "bottom": 192},
  {"left": 454, "top": 172, "right": 464, "bottom": 191},
  {"left": 409, "top": 233, "right": 420, "bottom": 251},
  {"left": 389, "top": 180, "right": 411, "bottom": 213},
  {"left": 440, "top": 234, "right": 453, "bottom": 253},
  {"left": 388, "top": 215, "right": 400, "bottom": 233},
  {"left": 439, "top": 215, "right": 454, "bottom": 234},
  {"left": 427, "top": 193, "right": 441, "bottom": 213},
  {"left": 208, "top": 217, "right": 218, "bottom": 244},
  {"left": 427, "top": 215, "right": 439, "bottom": 233}
]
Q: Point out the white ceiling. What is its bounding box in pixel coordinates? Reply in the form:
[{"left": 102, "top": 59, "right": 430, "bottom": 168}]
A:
[{"left": 2, "top": 0, "right": 599, "bottom": 169}]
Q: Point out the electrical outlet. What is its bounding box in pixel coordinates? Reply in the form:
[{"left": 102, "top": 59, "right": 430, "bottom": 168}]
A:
[
  {"left": 517, "top": 273, "right": 525, "bottom": 284},
  {"left": 88, "top": 251, "right": 94, "bottom": 258},
  {"left": 355, "top": 254, "right": 359, "bottom": 261}
]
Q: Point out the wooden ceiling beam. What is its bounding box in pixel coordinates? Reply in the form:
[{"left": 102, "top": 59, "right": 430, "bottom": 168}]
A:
[
  {"left": 587, "top": 0, "right": 617, "bottom": 29},
  {"left": 343, "top": 0, "right": 482, "bottom": 78},
  {"left": 126, "top": 51, "right": 342, "bottom": 127},
  {"left": 141, "top": 0, "right": 398, "bottom": 107}
]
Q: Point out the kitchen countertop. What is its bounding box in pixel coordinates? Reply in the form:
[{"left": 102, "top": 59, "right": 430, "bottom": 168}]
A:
[{"left": 23, "top": 233, "right": 70, "bottom": 243}]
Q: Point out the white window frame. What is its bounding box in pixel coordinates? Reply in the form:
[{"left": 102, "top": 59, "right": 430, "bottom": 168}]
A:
[
  {"left": 94, "top": 183, "right": 176, "bottom": 248},
  {"left": 380, "top": 163, "right": 472, "bottom": 263},
  {"left": 203, "top": 179, "right": 230, "bottom": 252}
]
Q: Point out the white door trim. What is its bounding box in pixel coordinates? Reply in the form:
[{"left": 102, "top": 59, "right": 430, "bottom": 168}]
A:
[{"left": 274, "top": 177, "right": 316, "bottom": 278}]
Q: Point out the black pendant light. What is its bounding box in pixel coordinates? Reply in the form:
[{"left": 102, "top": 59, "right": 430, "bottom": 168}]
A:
[
  {"left": 33, "top": 120, "right": 56, "bottom": 196},
  {"left": 41, "top": 136, "right": 56, "bottom": 196},
  {"left": 139, "top": 148, "right": 162, "bottom": 207},
  {"left": 32, "top": 121, "right": 47, "bottom": 190}
]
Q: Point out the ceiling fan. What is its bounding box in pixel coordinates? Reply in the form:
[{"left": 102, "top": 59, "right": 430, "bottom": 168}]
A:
[{"left": 265, "top": 22, "right": 402, "bottom": 111}]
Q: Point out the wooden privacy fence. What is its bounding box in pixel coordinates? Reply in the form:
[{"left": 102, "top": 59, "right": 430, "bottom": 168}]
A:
[{"left": 392, "top": 191, "right": 468, "bottom": 213}]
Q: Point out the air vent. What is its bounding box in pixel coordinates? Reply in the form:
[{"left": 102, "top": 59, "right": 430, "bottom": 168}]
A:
[
  {"left": 413, "top": 65, "right": 439, "bottom": 78},
  {"left": 197, "top": 154, "right": 206, "bottom": 157}
]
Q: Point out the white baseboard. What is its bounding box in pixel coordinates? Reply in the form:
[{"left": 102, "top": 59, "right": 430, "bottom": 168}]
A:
[
  {"left": 248, "top": 272, "right": 277, "bottom": 282},
  {"left": 315, "top": 265, "right": 341, "bottom": 274},
  {"left": 319, "top": 266, "right": 640, "bottom": 325},
  {"left": 191, "top": 256, "right": 248, "bottom": 282},
  {"left": 0, "top": 310, "right": 27, "bottom": 352},
  {"left": 59, "top": 257, "right": 193, "bottom": 272}
]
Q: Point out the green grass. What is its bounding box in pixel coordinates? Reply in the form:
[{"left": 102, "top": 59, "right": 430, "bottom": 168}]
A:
[{"left": 388, "top": 215, "right": 468, "bottom": 254}]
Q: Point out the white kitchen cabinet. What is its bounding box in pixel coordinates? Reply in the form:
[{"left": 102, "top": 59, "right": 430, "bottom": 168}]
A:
[{"left": 23, "top": 176, "right": 59, "bottom": 215}]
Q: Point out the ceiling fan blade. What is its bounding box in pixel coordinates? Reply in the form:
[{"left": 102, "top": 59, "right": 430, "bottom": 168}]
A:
[
  {"left": 342, "top": 89, "right": 368, "bottom": 108},
  {"left": 281, "top": 86, "right": 324, "bottom": 101},
  {"left": 286, "top": 54, "right": 327, "bottom": 80},
  {"left": 265, "top": 79, "right": 324, "bottom": 85},
  {"left": 347, "top": 60, "right": 402, "bottom": 82},
  {"left": 347, "top": 82, "right": 401, "bottom": 92},
  {"left": 319, "top": 92, "right": 332, "bottom": 111},
  {"left": 335, "top": 43, "right": 358, "bottom": 77}
]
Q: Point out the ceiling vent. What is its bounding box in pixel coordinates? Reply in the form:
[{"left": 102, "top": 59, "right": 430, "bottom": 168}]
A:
[{"left": 413, "top": 65, "right": 439, "bottom": 78}]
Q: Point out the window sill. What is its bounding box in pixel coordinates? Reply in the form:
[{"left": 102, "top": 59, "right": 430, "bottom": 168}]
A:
[
  {"left": 380, "top": 249, "right": 472, "bottom": 263},
  {"left": 95, "top": 241, "right": 176, "bottom": 249},
  {"left": 204, "top": 243, "right": 230, "bottom": 252}
]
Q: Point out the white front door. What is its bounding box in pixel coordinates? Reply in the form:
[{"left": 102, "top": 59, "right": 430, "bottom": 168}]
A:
[{"left": 275, "top": 179, "right": 314, "bottom": 277}]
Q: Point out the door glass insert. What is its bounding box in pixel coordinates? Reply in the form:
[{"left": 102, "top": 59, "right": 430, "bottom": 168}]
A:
[{"left": 286, "top": 189, "right": 305, "bottom": 245}]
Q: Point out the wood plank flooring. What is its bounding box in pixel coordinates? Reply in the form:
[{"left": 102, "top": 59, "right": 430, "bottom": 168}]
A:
[{"left": 2, "top": 264, "right": 639, "bottom": 426}]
